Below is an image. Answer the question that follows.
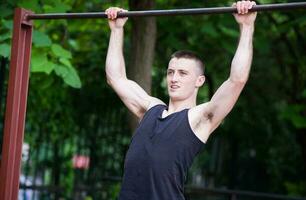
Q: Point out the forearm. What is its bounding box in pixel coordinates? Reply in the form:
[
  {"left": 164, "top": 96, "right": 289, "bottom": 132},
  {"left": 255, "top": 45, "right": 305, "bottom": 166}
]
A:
[
  {"left": 106, "top": 28, "right": 127, "bottom": 82},
  {"left": 230, "top": 24, "right": 254, "bottom": 83}
]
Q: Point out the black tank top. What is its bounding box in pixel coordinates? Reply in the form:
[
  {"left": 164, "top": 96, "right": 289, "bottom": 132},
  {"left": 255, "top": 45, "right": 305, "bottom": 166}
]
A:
[{"left": 118, "top": 104, "right": 205, "bottom": 200}]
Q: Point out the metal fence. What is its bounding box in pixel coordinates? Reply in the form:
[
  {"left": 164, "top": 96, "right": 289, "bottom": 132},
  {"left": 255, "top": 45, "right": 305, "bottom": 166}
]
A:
[{"left": 18, "top": 177, "right": 306, "bottom": 200}]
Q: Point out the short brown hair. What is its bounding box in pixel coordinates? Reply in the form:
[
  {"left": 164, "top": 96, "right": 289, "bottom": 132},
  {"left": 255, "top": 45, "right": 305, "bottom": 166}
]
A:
[{"left": 171, "top": 50, "right": 205, "bottom": 75}]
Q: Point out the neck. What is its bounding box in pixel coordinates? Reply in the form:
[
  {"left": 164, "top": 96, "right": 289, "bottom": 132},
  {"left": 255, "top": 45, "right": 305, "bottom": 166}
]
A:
[{"left": 167, "top": 97, "right": 196, "bottom": 114}]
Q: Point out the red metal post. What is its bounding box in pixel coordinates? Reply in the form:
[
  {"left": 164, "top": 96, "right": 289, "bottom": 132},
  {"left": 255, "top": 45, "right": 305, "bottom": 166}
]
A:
[{"left": 0, "top": 8, "right": 33, "bottom": 200}]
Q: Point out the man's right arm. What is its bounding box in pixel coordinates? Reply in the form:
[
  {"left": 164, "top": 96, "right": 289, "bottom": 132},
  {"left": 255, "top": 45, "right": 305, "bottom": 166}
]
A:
[{"left": 105, "top": 8, "right": 164, "bottom": 119}]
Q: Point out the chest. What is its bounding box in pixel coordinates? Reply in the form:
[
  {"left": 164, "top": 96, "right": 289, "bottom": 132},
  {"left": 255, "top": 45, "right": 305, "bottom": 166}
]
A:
[{"left": 125, "top": 116, "right": 200, "bottom": 169}]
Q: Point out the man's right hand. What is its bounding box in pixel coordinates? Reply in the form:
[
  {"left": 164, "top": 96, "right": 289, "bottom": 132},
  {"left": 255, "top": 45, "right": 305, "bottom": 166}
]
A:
[
  {"left": 232, "top": 1, "right": 257, "bottom": 26},
  {"left": 105, "top": 7, "right": 128, "bottom": 30}
]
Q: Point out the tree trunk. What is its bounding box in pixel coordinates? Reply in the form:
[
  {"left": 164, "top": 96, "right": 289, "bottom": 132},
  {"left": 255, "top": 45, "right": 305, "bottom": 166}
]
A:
[{"left": 127, "top": 0, "right": 156, "bottom": 133}]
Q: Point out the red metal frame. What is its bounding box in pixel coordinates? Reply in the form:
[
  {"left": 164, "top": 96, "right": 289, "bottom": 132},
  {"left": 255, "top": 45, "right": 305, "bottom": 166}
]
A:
[{"left": 0, "top": 8, "right": 33, "bottom": 200}]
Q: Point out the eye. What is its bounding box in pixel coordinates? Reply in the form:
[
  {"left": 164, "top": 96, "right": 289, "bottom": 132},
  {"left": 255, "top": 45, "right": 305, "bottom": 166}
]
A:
[
  {"left": 180, "top": 71, "right": 187, "bottom": 75},
  {"left": 167, "top": 70, "right": 173, "bottom": 75}
]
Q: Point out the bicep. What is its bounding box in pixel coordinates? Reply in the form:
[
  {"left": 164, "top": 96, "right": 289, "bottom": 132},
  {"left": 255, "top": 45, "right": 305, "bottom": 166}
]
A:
[
  {"left": 207, "top": 79, "right": 245, "bottom": 130},
  {"left": 108, "top": 78, "right": 164, "bottom": 118}
]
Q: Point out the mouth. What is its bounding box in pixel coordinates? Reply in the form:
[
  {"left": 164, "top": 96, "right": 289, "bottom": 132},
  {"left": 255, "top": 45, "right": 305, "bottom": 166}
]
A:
[{"left": 170, "top": 85, "right": 180, "bottom": 89}]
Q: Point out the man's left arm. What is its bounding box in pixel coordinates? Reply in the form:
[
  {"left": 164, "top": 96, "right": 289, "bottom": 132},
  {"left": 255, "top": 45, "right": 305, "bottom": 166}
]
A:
[{"left": 205, "top": 1, "right": 257, "bottom": 133}]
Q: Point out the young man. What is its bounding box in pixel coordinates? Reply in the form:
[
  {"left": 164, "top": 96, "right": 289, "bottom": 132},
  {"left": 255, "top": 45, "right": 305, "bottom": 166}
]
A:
[{"left": 105, "top": 1, "right": 256, "bottom": 199}]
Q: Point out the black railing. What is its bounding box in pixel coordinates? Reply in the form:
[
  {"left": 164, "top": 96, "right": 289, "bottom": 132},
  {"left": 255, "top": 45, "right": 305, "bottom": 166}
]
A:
[
  {"left": 185, "top": 186, "right": 306, "bottom": 200},
  {"left": 19, "top": 176, "right": 306, "bottom": 200}
]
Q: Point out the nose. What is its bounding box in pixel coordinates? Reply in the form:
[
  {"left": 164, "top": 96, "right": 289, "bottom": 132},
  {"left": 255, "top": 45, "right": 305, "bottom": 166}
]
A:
[{"left": 170, "top": 71, "right": 179, "bottom": 83}]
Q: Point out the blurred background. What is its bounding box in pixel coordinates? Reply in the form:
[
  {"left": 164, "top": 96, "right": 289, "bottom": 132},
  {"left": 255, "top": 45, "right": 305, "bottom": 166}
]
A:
[{"left": 0, "top": 0, "right": 305, "bottom": 199}]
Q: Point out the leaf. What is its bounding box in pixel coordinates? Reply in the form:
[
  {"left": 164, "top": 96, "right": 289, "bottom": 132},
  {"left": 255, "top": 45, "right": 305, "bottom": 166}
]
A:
[
  {"left": 31, "top": 52, "right": 54, "bottom": 74},
  {"left": 302, "top": 90, "right": 306, "bottom": 98},
  {"left": 68, "top": 39, "right": 79, "bottom": 51},
  {"left": 218, "top": 25, "right": 239, "bottom": 38},
  {"left": 63, "top": 66, "right": 82, "bottom": 88},
  {"left": 201, "top": 22, "right": 218, "bottom": 38},
  {"left": 292, "top": 116, "right": 306, "bottom": 129},
  {"left": 59, "top": 58, "right": 72, "bottom": 68},
  {"left": 43, "top": 62, "right": 55, "bottom": 74},
  {"left": 31, "top": 51, "right": 48, "bottom": 66},
  {"left": 281, "top": 104, "right": 306, "bottom": 129},
  {"left": 18, "top": 0, "right": 40, "bottom": 11},
  {"left": 33, "top": 31, "right": 52, "bottom": 47},
  {"left": 220, "top": 41, "right": 236, "bottom": 54},
  {"left": 0, "top": 5, "right": 13, "bottom": 18},
  {"left": 279, "top": 15, "right": 306, "bottom": 31},
  {"left": 54, "top": 64, "right": 81, "bottom": 88},
  {"left": 51, "top": 44, "right": 72, "bottom": 59},
  {"left": 54, "top": 64, "right": 69, "bottom": 77},
  {"left": 0, "top": 43, "right": 11, "bottom": 58},
  {"left": 3, "top": 20, "right": 13, "bottom": 30},
  {"left": 0, "top": 32, "right": 12, "bottom": 42},
  {"left": 43, "top": 1, "right": 71, "bottom": 13}
]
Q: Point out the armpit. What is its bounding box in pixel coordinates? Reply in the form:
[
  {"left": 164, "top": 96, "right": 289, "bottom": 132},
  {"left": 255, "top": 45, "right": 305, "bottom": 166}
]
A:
[{"left": 205, "top": 112, "right": 214, "bottom": 120}]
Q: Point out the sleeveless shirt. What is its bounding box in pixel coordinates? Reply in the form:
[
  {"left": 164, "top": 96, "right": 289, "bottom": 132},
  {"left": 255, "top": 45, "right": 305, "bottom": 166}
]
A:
[{"left": 118, "top": 104, "right": 205, "bottom": 200}]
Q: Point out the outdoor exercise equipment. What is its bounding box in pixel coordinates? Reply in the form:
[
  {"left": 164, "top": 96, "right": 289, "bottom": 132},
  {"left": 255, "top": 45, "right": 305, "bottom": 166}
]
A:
[{"left": 0, "top": 2, "right": 306, "bottom": 200}]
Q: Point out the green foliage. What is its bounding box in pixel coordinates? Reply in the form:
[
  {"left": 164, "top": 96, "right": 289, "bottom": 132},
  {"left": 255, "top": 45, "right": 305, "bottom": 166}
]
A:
[
  {"left": 42, "top": 0, "right": 72, "bottom": 13},
  {"left": 285, "top": 181, "right": 306, "bottom": 196},
  {"left": 0, "top": 0, "right": 81, "bottom": 89},
  {"left": 0, "top": 19, "right": 13, "bottom": 58},
  {"left": 32, "top": 30, "right": 52, "bottom": 47},
  {"left": 54, "top": 63, "right": 81, "bottom": 88},
  {"left": 281, "top": 104, "right": 306, "bottom": 129},
  {"left": 0, "top": 43, "right": 10, "bottom": 58},
  {"left": 31, "top": 50, "right": 52, "bottom": 73},
  {"left": 51, "top": 44, "right": 72, "bottom": 59}
]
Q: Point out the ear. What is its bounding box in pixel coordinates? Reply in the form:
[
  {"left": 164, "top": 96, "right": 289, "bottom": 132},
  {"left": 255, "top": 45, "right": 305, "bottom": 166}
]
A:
[{"left": 196, "top": 75, "right": 205, "bottom": 87}]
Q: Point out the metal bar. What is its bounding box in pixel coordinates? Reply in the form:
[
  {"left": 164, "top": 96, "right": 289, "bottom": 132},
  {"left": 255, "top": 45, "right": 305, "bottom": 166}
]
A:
[
  {"left": 185, "top": 186, "right": 306, "bottom": 200},
  {"left": 0, "top": 8, "right": 33, "bottom": 200},
  {"left": 27, "top": 2, "right": 306, "bottom": 20}
]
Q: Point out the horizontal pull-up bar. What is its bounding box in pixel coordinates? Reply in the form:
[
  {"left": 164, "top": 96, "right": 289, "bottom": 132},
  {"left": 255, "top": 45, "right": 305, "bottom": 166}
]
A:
[{"left": 27, "top": 2, "right": 306, "bottom": 20}]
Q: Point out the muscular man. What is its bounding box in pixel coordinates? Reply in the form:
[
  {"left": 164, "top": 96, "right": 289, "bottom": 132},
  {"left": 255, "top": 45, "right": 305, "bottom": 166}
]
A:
[{"left": 105, "top": 1, "right": 256, "bottom": 199}]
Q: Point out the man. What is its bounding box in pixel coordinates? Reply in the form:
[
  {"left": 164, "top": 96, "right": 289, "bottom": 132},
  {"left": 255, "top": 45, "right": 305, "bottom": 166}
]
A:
[{"left": 105, "top": 1, "right": 256, "bottom": 199}]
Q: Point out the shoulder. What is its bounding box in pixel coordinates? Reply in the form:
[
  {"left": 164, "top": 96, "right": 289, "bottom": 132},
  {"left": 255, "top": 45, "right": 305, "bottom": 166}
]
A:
[
  {"left": 147, "top": 97, "right": 166, "bottom": 110},
  {"left": 137, "top": 97, "right": 166, "bottom": 120}
]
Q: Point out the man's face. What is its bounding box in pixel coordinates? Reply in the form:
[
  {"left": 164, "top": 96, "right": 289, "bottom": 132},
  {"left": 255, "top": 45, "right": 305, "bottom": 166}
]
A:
[{"left": 167, "top": 57, "right": 205, "bottom": 101}]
